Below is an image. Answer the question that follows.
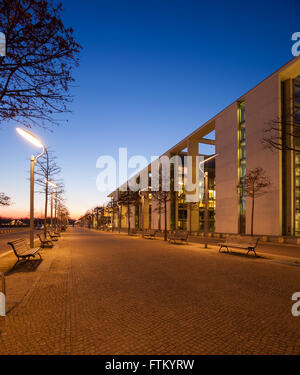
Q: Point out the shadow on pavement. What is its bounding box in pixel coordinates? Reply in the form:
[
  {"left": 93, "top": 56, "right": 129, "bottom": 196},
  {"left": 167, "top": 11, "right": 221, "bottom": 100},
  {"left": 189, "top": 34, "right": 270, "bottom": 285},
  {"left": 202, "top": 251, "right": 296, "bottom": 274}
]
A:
[
  {"left": 220, "top": 251, "right": 266, "bottom": 259},
  {"left": 5, "top": 258, "right": 43, "bottom": 275}
]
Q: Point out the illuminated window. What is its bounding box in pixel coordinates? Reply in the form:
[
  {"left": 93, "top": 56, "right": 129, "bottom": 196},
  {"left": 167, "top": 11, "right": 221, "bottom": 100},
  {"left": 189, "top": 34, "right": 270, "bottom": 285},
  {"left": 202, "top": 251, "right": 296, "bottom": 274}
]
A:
[{"left": 294, "top": 77, "right": 300, "bottom": 236}]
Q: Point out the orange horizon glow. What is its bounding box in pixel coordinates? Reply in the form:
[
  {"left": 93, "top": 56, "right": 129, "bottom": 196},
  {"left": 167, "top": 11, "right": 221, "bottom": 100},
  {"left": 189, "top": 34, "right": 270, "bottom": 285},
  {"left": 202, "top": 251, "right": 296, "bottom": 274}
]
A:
[{"left": 0, "top": 208, "right": 83, "bottom": 221}]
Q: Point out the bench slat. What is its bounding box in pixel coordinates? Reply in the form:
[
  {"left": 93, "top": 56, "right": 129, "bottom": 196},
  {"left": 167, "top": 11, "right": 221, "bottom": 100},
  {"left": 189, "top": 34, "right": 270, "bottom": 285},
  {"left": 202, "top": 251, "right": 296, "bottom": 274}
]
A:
[{"left": 8, "top": 238, "right": 42, "bottom": 261}]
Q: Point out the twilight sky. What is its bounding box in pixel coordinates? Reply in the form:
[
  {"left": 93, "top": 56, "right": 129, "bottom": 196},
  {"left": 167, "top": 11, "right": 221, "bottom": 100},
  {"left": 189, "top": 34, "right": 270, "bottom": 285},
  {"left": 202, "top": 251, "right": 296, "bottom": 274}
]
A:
[{"left": 0, "top": 0, "right": 299, "bottom": 219}]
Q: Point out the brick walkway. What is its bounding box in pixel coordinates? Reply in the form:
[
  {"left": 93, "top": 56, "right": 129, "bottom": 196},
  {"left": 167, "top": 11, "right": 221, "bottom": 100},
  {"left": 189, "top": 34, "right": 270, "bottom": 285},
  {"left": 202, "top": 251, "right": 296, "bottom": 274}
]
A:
[{"left": 0, "top": 227, "right": 299, "bottom": 354}]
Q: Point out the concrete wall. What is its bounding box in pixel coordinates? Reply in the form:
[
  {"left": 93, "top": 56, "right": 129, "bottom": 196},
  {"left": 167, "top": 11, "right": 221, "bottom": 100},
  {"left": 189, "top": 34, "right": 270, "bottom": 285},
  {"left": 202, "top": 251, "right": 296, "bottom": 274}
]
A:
[
  {"left": 215, "top": 73, "right": 281, "bottom": 235},
  {"left": 151, "top": 196, "right": 160, "bottom": 230},
  {"left": 245, "top": 74, "right": 280, "bottom": 235},
  {"left": 215, "top": 103, "right": 239, "bottom": 233}
]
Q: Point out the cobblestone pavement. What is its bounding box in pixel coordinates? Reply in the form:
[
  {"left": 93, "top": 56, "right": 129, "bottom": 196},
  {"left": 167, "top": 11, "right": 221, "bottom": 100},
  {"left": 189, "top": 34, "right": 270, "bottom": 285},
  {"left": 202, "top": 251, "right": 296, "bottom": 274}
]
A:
[{"left": 0, "top": 227, "right": 300, "bottom": 355}]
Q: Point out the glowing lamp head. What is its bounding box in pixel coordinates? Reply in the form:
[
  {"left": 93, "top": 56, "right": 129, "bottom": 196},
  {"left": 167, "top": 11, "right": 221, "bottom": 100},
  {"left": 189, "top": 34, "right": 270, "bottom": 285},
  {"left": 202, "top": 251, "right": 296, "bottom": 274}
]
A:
[
  {"left": 16, "top": 127, "right": 44, "bottom": 149},
  {"left": 45, "top": 179, "right": 57, "bottom": 188}
]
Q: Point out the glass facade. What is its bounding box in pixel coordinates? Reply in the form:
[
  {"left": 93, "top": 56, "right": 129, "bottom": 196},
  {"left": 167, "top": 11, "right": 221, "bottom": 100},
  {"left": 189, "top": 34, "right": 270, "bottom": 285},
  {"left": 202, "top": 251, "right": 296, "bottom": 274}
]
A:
[
  {"left": 238, "top": 101, "right": 246, "bottom": 234},
  {"left": 294, "top": 77, "right": 300, "bottom": 236},
  {"left": 135, "top": 205, "right": 140, "bottom": 228},
  {"left": 148, "top": 202, "right": 152, "bottom": 229},
  {"left": 177, "top": 163, "right": 187, "bottom": 230},
  {"left": 178, "top": 198, "right": 187, "bottom": 230},
  {"left": 176, "top": 158, "right": 215, "bottom": 232},
  {"left": 199, "top": 176, "right": 216, "bottom": 232}
]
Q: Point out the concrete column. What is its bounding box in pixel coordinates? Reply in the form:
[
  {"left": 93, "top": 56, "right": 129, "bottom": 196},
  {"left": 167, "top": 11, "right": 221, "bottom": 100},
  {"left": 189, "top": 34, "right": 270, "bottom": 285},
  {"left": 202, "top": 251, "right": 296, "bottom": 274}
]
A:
[
  {"left": 160, "top": 197, "right": 170, "bottom": 231},
  {"left": 282, "top": 79, "right": 294, "bottom": 235},
  {"left": 130, "top": 204, "right": 136, "bottom": 228}
]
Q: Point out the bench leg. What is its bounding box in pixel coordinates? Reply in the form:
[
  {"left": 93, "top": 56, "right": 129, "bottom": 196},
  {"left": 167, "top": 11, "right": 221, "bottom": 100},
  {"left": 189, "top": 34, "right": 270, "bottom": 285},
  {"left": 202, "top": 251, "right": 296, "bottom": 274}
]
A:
[
  {"left": 219, "top": 245, "right": 228, "bottom": 253},
  {"left": 246, "top": 248, "right": 257, "bottom": 257}
]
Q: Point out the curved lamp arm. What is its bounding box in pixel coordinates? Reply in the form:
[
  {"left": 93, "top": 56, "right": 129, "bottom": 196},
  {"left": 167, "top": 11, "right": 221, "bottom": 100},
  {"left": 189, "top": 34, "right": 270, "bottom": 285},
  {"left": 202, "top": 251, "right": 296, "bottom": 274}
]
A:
[{"left": 34, "top": 145, "right": 46, "bottom": 162}]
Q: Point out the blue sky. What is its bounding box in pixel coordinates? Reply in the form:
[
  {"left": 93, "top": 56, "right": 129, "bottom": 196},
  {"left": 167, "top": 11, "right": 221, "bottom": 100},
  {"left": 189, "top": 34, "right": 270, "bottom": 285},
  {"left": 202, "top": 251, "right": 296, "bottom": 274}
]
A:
[{"left": 0, "top": 0, "right": 299, "bottom": 218}]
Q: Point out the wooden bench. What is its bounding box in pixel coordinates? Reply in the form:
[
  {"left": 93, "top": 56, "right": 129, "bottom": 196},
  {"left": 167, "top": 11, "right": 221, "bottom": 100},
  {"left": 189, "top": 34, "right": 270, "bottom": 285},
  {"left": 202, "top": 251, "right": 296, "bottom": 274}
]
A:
[
  {"left": 8, "top": 238, "right": 42, "bottom": 262},
  {"left": 168, "top": 230, "right": 188, "bottom": 244},
  {"left": 37, "top": 233, "right": 54, "bottom": 248},
  {"left": 218, "top": 236, "right": 259, "bottom": 256},
  {"left": 47, "top": 230, "right": 59, "bottom": 241},
  {"left": 144, "top": 229, "right": 157, "bottom": 239},
  {"left": 129, "top": 228, "right": 138, "bottom": 236},
  {"left": 53, "top": 228, "right": 61, "bottom": 237}
]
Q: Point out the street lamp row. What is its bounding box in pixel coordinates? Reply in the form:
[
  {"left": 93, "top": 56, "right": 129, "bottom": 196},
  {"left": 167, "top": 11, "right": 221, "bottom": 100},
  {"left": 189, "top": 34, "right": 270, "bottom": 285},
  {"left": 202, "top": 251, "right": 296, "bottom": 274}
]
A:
[{"left": 16, "top": 128, "right": 62, "bottom": 248}]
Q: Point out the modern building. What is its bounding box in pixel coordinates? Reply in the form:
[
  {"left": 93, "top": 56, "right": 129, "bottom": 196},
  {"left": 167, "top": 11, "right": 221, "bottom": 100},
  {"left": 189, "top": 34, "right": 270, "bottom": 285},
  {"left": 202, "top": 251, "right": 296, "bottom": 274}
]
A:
[{"left": 108, "top": 56, "right": 300, "bottom": 237}]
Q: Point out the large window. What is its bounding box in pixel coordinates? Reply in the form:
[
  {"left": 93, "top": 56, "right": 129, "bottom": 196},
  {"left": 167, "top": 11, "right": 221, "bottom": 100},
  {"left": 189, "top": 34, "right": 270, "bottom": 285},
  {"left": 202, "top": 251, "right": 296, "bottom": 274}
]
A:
[
  {"left": 199, "top": 175, "right": 215, "bottom": 232},
  {"left": 294, "top": 77, "right": 300, "bottom": 236},
  {"left": 238, "top": 101, "right": 246, "bottom": 234}
]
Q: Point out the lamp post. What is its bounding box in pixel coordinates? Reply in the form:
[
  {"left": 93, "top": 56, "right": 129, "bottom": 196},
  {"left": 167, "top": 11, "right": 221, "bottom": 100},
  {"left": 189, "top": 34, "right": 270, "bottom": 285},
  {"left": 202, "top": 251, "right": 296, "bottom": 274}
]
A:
[
  {"left": 138, "top": 190, "right": 144, "bottom": 238},
  {"left": 117, "top": 202, "right": 121, "bottom": 233},
  {"left": 204, "top": 172, "right": 209, "bottom": 248},
  {"left": 45, "top": 179, "right": 57, "bottom": 229},
  {"left": 16, "top": 128, "right": 45, "bottom": 248},
  {"left": 55, "top": 196, "right": 62, "bottom": 228}
]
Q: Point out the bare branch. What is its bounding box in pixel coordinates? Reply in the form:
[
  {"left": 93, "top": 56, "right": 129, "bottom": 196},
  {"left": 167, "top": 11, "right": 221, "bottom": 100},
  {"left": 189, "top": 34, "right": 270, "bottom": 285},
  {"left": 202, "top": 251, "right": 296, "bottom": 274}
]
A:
[{"left": 0, "top": 0, "right": 82, "bottom": 129}]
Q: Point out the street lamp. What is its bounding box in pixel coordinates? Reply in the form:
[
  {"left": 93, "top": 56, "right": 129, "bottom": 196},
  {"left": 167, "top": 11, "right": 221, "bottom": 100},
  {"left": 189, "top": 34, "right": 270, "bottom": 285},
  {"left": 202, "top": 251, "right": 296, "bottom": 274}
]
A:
[
  {"left": 54, "top": 196, "right": 62, "bottom": 228},
  {"left": 45, "top": 179, "right": 57, "bottom": 229},
  {"left": 138, "top": 190, "right": 144, "bottom": 237},
  {"left": 16, "top": 128, "right": 45, "bottom": 248}
]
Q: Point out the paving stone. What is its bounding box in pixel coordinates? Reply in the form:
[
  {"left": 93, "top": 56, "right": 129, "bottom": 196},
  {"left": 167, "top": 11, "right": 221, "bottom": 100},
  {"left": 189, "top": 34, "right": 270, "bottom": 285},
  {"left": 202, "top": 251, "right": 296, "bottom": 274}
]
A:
[{"left": 0, "top": 228, "right": 299, "bottom": 354}]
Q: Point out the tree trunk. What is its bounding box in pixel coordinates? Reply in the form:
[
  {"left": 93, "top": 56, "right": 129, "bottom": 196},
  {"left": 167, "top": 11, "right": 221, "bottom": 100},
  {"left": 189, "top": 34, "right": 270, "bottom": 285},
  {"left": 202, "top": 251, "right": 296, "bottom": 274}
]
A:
[
  {"left": 158, "top": 193, "right": 161, "bottom": 231},
  {"left": 55, "top": 190, "right": 57, "bottom": 228},
  {"left": 251, "top": 195, "right": 255, "bottom": 236},
  {"left": 189, "top": 203, "right": 192, "bottom": 234},
  {"left": 127, "top": 199, "right": 130, "bottom": 234},
  {"left": 112, "top": 201, "right": 115, "bottom": 232},
  {"left": 43, "top": 152, "right": 49, "bottom": 237},
  {"left": 44, "top": 184, "right": 48, "bottom": 237},
  {"left": 164, "top": 197, "right": 167, "bottom": 241}
]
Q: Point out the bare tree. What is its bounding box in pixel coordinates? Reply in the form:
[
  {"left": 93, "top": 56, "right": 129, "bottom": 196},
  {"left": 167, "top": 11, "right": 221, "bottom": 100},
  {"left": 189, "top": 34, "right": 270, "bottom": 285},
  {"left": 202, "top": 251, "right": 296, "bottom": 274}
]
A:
[
  {"left": 106, "top": 200, "right": 117, "bottom": 231},
  {"left": 58, "top": 203, "right": 69, "bottom": 226},
  {"left": 263, "top": 115, "right": 300, "bottom": 152},
  {"left": 237, "top": 167, "right": 271, "bottom": 236},
  {"left": 263, "top": 85, "right": 300, "bottom": 152},
  {"left": 151, "top": 190, "right": 171, "bottom": 241},
  {"left": 116, "top": 185, "right": 138, "bottom": 235},
  {"left": 53, "top": 180, "right": 65, "bottom": 227},
  {"left": 0, "top": 0, "right": 81, "bottom": 129},
  {"left": 35, "top": 150, "right": 61, "bottom": 235},
  {"left": 0, "top": 192, "right": 11, "bottom": 206},
  {"left": 125, "top": 190, "right": 138, "bottom": 235},
  {"left": 115, "top": 199, "right": 126, "bottom": 233}
]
